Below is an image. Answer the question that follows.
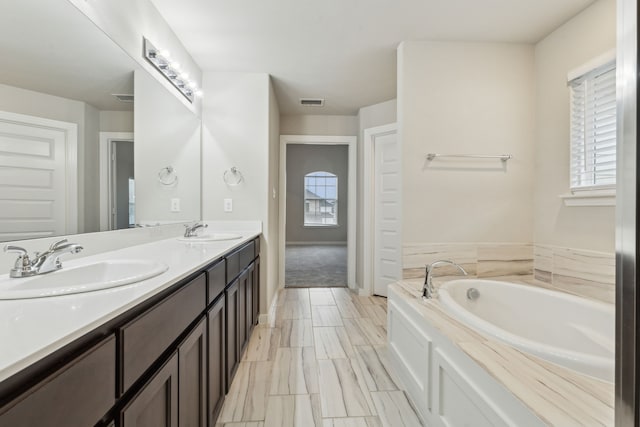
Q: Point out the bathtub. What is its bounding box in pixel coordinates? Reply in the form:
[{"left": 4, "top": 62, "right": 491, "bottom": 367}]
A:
[{"left": 437, "top": 279, "right": 615, "bottom": 382}]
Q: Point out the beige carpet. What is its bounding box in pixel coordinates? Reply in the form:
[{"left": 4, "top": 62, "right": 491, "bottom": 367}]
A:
[{"left": 285, "top": 245, "right": 347, "bottom": 288}]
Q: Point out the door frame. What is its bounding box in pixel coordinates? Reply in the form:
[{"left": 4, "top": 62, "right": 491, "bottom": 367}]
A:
[
  {"left": 99, "top": 132, "right": 134, "bottom": 231},
  {"left": 279, "top": 135, "right": 357, "bottom": 290},
  {"left": 0, "top": 110, "right": 78, "bottom": 236},
  {"left": 363, "top": 123, "right": 399, "bottom": 296}
]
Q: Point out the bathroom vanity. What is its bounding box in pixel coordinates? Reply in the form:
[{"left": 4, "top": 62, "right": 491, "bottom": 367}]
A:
[{"left": 0, "top": 232, "right": 260, "bottom": 426}]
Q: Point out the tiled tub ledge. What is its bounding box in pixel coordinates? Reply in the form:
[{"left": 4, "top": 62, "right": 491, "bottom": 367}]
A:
[{"left": 388, "top": 277, "right": 613, "bottom": 427}]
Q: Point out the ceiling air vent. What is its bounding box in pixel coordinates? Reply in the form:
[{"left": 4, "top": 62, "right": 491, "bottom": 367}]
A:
[
  {"left": 113, "top": 94, "right": 135, "bottom": 103},
  {"left": 300, "top": 98, "right": 324, "bottom": 107}
]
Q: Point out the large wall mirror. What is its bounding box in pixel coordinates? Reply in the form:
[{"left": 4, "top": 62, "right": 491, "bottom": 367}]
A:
[{"left": 0, "top": 0, "right": 201, "bottom": 243}]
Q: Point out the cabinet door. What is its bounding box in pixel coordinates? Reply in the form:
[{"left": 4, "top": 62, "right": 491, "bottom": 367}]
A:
[
  {"left": 245, "top": 263, "right": 254, "bottom": 337},
  {"left": 225, "top": 280, "right": 239, "bottom": 389},
  {"left": 238, "top": 270, "right": 247, "bottom": 353},
  {"left": 0, "top": 336, "right": 115, "bottom": 427},
  {"left": 121, "top": 352, "right": 178, "bottom": 427},
  {"left": 179, "top": 318, "right": 206, "bottom": 427},
  {"left": 253, "top": 257, "right": 260, "bottom": 327},
  {"left": 207, "top": 296, "right": 226, "bottom": 426}
]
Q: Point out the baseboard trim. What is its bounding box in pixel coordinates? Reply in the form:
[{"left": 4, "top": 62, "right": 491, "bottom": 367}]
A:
[
  {"left": 259, "top": 285, "right": 283, "bottom": 325},
  {"left": 286, "top": 241, "right": 347, "bottom": 246}
]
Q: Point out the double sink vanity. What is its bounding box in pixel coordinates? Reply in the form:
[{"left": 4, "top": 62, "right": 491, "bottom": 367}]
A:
[{"left": 0, "top": 225, "right": 261, "bottom": 426}]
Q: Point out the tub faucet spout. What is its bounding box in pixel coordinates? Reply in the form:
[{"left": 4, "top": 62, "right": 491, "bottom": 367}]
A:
[{"left": 423, "top": 260, "right": 467, "bottom": 300}]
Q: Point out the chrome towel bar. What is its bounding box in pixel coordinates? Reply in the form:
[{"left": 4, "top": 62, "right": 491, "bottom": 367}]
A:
[{"left": 425, "top": 153, "right": 512, "bottom": 162}]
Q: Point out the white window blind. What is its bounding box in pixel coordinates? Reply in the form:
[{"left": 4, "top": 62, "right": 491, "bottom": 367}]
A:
[{"left": 569, "top": 61, "right": 616, "bottom": 190}]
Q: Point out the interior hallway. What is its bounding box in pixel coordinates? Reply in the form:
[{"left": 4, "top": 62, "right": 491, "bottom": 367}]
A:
[
  {"left": 215, "top": 287, "right": 422, "bottom": 427},
  {"left": 285, "top": 245, "right": 348, "bottom": 288}
]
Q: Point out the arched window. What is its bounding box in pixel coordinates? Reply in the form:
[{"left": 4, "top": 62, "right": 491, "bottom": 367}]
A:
[{"left": 304, "top": 171, "right": 338, "bottom": 226}]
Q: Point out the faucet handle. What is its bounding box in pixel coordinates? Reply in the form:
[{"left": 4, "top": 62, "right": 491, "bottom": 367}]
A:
[
  {"left": 49, "top": 239, "right": 69, "bottom": 251},
  {"left": 4, "top": 245, "right": 28, "bottom": 256}
]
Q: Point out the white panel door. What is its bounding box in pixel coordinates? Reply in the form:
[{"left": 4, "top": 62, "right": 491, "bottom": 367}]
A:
[
  {"left": 0, "top": 111, "right": 77, "bottom": 241},
  {"left": 373, "top": 130, "right": 401, "bottom": 297}
]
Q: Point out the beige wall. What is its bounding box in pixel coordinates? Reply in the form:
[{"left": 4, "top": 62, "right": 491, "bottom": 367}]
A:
[
  {"left": 134, "top": 70, "right": 201, "bottom": 223},
  {"left": 398, "top": 41, "right": 535, "bottom": 245},
  {"left": 100, "top": 111, "right": 134, "bottom": 132},
  {"left": 285, "top": 145, "right": 348, "bottom": 243},
  {"left": 533, "top": 0, "right": 616, "bottom": 253},
  {"left": 280, "top": 114, "right": 358, "bottom": 136},
  {"left": 202, "top": 71, "right": 277, "bottom": 315},
  {"left": 267, "top": 78, "right": 281, "bottom": 317}
]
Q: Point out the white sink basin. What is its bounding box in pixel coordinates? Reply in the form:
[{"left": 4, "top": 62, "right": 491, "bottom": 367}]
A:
[
  {"left": 0, "top": 260, "right": 169, "bottom": 300},
  {"left": 178, "top": 233, "right": 242, "bottom": 242}
]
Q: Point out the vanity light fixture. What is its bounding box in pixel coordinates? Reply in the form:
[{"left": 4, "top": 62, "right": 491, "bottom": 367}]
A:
[{"left": 143, "top": 37, "right": 201, "bottom": 103}]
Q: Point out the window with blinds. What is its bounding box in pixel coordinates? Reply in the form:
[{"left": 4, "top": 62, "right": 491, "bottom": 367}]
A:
[{"left": 569, "top": 61, "right": 616, "bottom": 190}]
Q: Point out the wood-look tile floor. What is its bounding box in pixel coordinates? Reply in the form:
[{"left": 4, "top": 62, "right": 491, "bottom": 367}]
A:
[{"left": 216, "top": 287, "right": 423, "bottom": 427}]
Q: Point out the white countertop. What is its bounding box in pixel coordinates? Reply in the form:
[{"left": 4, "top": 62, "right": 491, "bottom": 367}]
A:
[{"left": 0, "top": 225, "right": 260, "bottom": 383}]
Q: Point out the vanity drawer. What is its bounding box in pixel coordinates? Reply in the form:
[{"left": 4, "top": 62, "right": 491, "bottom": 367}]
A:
[
  {"left": 119, "top": 273, "right": 206, "bottom": 393},
  {"left": 226, "top": 241, "right": 255, "bottom": 283},
  {"left": 0, "top": 336, "right": 116, "bottom": 427},
  {"left": 254, "top": 237, "right": 260, "bottom": 258},
  {"left": 240, "top": 241, "right": 256, "bottom": 269},
  {"left": 207, "top": 259, "right": 226, "bottom": 304}
]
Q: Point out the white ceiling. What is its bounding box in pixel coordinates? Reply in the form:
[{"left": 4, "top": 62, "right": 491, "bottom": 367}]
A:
[
  {"left": 158, "top": 0, "right": 594, "bottom": 115},
  {"left": 0, "top": 0, "right": 136, "bottom": 111}
]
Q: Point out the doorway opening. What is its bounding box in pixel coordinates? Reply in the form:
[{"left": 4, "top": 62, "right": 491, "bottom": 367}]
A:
[
  {"left": 279, "top": 135, "right": 357, "bottom": 290},
  {"left": 99, "top": 132, "right": 134, "bottom": 231},
  {"left": 363, "top": 123, "right": 400, "bottom": 297}
]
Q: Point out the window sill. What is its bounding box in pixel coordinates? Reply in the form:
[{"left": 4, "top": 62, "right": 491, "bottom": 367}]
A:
[
  {"left": 559, "top": 189, "right": 616, "bottom": 207},
  {"left": 303, "top": 224, "right": 340, "bottom": 228}
]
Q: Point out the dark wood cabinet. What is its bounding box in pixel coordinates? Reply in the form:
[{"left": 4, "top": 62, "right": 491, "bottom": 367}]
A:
[
  {"left": 0, "top": 237, "right": 261, "bottom": 427},
  {"left": 225, "top": 280, "right": 240, "bottom": 389},
  {"left": 243, "top": 262, "right": 257, "bottom": 341},
  {"left": 207, "top": 295, "right": 225, "bottom": 425},
  {"left": 238, "top": 268, "right": 247, "bottom": 353},
  {"left": 253, "top": 257, "right": 260, "bottom": 328},
  {"left": 0, "top": 336, "right": 115, "bottom": 427},
  {"left": 119, "top": 273, "right": 206, "bottom": 393},
  {"left": 178, "top": 318, "right": 207, "bottom": 427},
  {"left": 121, "top": 352, "right": 178, "bottom": 427}
]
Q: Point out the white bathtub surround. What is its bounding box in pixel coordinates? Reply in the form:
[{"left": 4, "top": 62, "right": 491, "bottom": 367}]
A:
[
  {"left": 388, "top": 278, "right": 613, "bottom": 426},
  {"left": 402, "top": 243, "right": 533, "bottom": 280},
  {"left": 533, "top": 244, "right": 615, "bottom": 303},
  {"left": 438, "top": 279, "right": 614, "bottom": 382},
  {"left": 0, "top": 225, "right": 260, "bottom": 382}
]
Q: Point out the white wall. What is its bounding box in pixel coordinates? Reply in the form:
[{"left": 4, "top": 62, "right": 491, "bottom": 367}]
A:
[
  {"left": 533, "top": 0, "right": 616, "bottom": 252},
  {"left": 66, "top": 0, "right": 202, "bottom": 116},
  {"left": 356, "top": 99, "right": 397, "bottom": 288},
  {"left": 398, "top": 41, "right": 535, "bottom": 245},
  {"left": 280, "top": 115, "right": 358, "bottom": 136},
  {"left": 83, "top": 103, "right": 100, "bottom": 233},
  {"left": 100, "top": 111, "right": 134, "bottom": 132},
  {"left": 285, "top": 145, "right": 349, "bottom": 243},
  {"left": 202, "top": 71, "right": 277, "bottom": 315},
  {"left": 134, "top": 70, "right": 201, "bottom": 223}
]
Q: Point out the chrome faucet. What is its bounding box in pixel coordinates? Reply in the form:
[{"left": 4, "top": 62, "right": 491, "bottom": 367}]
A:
[
  {"left": 422, "top": 260, "right": 468, "bottom": 299},
  {"left": 4, "top": 239, "right": 83, "bottom": 278},
  {"left": 184, "top": 222, "right": 208, "bottom": 237}
]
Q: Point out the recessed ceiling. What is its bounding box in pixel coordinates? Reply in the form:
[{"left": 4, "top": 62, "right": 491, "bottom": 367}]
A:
[
  {"left": 0, "top": 0, "right": 137, "bottom": 111},
  {"left": 151, "top": 0, "right": 595, "bottom": 115}
]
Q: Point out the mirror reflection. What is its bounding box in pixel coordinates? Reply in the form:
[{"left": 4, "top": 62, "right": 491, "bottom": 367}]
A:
[{"left": 0, "top": 0, "right": 204, "bottom": 243}]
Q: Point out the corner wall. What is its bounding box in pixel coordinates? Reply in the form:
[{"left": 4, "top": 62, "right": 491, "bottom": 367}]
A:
[
  {"left": 202, "top": 71, "right": 278, "bottom": 316},
  {"left": 280, "top": 115, "right": 358, "bottom": 136},
  {"left": 398, "top": 41, "right": 535, "bottom": 252},
  {"left": 533, "top": 0, "right": 616, "bottom": 253}
]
